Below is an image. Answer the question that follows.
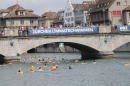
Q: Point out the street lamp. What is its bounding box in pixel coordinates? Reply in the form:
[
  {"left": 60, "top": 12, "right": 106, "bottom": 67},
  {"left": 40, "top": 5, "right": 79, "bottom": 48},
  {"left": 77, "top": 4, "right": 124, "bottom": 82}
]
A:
[
  {"left": 108, "top": 11, "right": 113, "bottom": 26},
  {"left": 103, "top": 7, "right": 105, "bottom": 26},
  {"left": 10, "top": 11, "right": 12, "bottom": 29},
  {"left": 85, "top": 11, "right": 88, "bottom": 26},
  {"left": 85, "top": 11, "right": 91, "bottom": 26},
  {"left": 0, "top": 14, "right": 1, "bottom": 27}
]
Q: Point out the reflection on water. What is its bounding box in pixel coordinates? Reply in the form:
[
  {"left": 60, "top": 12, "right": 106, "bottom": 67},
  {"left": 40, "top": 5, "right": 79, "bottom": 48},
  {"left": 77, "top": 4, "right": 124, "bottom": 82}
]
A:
[{"left": 0, "top": 53, "right": 130, "bottom": 86}]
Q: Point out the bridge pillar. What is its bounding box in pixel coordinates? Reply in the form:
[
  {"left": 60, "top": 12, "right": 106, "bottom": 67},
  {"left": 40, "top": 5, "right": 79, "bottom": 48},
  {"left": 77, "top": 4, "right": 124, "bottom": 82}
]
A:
[
  {"left": 81, "top": 52, "right": 99, "bottom": 60},
  {"left": 81, "top": 51, "right": 114, "bottom": 60},
  {"left": 98, "top": 51, "right": 114, "bottom": 58},
  {"left": 4, "top": 56, "right": 21, "bottom": 61}
]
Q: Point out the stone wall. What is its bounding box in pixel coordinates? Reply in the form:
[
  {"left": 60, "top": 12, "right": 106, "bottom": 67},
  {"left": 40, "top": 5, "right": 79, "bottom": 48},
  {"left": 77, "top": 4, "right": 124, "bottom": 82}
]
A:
[
  {"left": 36, "top": 46, "right": 79, "bottom": 53},
  {"left": 4, "top": 29, "right": 18, "bottom": 36}
]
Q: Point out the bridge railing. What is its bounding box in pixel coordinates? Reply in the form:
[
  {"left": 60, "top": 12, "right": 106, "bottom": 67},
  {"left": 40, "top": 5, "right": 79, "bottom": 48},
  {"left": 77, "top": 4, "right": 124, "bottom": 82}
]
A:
[{"left": 1, "top": 26, "right": 130, "bottom": 37}]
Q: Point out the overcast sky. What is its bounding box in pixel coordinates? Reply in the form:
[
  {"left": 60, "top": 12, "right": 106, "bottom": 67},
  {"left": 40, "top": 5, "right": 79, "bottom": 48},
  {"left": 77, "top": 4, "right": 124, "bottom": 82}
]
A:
[{"left": 0, "top": 0, "right": 91, "bottom": 16}]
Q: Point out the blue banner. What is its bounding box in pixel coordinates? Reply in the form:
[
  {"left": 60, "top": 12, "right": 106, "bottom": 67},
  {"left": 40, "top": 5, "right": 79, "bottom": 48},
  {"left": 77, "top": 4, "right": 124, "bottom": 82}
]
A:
[
  {"left": 117, "top": 26, "right": 130, "bottom": 32},
  {"left": 28, "top": 27, "right": 98, "bottom": 36}
]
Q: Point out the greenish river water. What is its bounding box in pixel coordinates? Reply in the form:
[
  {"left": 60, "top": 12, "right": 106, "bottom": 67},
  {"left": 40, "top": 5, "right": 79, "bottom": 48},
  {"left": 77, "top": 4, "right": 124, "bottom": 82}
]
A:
[{"left": 0, "top": 53, "right": 130, "bottom": 86}]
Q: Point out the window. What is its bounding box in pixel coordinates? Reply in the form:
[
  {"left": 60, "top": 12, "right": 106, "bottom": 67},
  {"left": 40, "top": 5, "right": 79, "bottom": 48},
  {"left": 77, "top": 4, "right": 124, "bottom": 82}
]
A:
[
  {"left": 20, "top": 20, "right": 24, "bottom": 24},
  {"left": 112, "top": 11, "right": 117, "bottom": 16},
  {"left": 71, "top": 23, "right": 73, "bottom": 27},
  {"left": 117, "top": 2, "right": 120, "bottom": 5},
  {"left": 101, "top": 13, "right": 103, "bottom": 18},
  {"left": 124, "top": 1, "right": 127, "bottom": 6},
  {"left": 42, "top": 23, "right": 44, "bottom": 26},
  {"left": 129, "top": 13, "right": 130, "bottom": 18},
  {"left": 117, "top": 11, "right": 121, "bottom": 16},
  {"left": 71, "top": 17, "right": 73, "bottom": 21},
  {"left": 68, "top": 13, "right": 69, "bottom": 16},
  {"left": 98, "top": 13, "right": 100, "bottom": 19},
  {"left": 68, "top": 18, "right": 70, "bottom": 22},
  {"left": 97, "top": 5, "right": 99, "bottom": 8},
  {"left": 70, "top": 12, "right": 72, "bottom": 16},
  {"left": 11, "top": 20, "right": 14, "bottom": 24},
  {"left": 105, "top": 12, "right": 108, "bottom": 18},
  {"left": 20, "top": 12, "right": 24, "bottom": 15},
  {"left": 30, "top": 20, "right": 33, "bottom": 24},
  {"left": 94, "top": 14, "right": 96, "bottom": 19},
  {"left": 66, "top": 13, "right": 67, "bottom": 17},
  {"left": 112, "top": 11, "right": 121, "bottom": 16}
]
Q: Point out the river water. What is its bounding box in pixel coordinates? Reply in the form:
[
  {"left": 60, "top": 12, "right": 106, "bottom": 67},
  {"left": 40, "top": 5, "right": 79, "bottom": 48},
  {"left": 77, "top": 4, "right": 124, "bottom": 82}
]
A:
[{"left": 0, "top": 53, "right": 130, "bottom": 86}]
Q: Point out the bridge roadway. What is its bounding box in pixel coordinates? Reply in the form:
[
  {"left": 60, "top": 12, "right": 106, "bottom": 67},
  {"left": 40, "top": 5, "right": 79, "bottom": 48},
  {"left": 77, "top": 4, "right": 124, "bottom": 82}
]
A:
[{"left": 0, "top": 33, "right": 130, "bottom": 60}]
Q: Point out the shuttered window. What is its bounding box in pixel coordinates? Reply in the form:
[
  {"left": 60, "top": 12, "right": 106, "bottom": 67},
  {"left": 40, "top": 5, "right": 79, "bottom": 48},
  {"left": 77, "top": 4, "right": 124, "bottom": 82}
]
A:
[{"left": 112, "top": 11, "right": 121, "bottom": 16}]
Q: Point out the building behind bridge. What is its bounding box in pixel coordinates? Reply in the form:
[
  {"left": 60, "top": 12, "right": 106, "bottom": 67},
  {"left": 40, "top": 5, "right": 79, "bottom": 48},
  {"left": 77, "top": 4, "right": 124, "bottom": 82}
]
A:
[
  {"left": 0, "top": 4, "right": 39, "bottom": 29},
  {"left": 90, "top": 0, "right": 130, "bottom": 26}
]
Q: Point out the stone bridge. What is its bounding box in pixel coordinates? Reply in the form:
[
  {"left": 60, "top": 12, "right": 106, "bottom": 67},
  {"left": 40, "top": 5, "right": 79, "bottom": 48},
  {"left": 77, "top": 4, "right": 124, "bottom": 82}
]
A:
[{"left": 0, "top": 34, "right": 130, "bottom": 59}]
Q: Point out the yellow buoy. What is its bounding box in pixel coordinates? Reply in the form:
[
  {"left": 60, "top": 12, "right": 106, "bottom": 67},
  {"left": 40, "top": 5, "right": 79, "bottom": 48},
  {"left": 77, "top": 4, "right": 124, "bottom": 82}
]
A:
[{"left": 31, "top": 66, "right": 34, "bottom": 71}]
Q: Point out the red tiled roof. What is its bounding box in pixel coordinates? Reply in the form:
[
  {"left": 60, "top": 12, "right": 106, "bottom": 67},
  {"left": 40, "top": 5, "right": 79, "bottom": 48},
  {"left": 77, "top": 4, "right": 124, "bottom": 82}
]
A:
[
  {"left": 42, "top": 12, "right": 57, "bottom": 19},
  {"left": 4, "top": 4, "right": 39, "bottom": 18},
  {"left": 90, "top": 0, "right": 115, "bottom": 13}
]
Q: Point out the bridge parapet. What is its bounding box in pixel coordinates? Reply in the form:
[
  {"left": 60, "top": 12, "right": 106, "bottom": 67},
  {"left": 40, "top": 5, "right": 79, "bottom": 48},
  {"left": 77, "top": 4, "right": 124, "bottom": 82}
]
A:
[
  {"left": 99, "top": 26, "right": 111, "bottom": 33},
  {"left": 4, "top": 29, "right": 18, "bottom": 36}
]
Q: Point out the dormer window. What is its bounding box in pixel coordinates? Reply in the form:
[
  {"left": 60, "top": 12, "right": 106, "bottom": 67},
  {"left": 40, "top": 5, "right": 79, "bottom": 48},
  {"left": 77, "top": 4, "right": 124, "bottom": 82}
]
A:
[
  {"left": 20, "top": 12, "right": 24, "bottom": 15},
  {"left": 97, "top": 5, "right": 99, "bottom": 8}
]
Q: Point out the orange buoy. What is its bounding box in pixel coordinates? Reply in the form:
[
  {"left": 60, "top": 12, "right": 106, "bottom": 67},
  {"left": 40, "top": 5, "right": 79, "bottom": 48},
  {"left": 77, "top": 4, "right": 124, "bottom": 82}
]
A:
[{"left": 51, "top": 67, "right": 57, "bottom": 71}]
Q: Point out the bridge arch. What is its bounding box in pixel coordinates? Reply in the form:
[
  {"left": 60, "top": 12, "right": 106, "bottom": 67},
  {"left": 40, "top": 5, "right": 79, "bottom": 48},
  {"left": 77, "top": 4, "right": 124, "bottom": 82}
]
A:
[
  {"left": 110, "top": 35, "right": 130, "bottom": 51},
  {"left": 19, "top": 36, "right": 99, "bottom": 54}
]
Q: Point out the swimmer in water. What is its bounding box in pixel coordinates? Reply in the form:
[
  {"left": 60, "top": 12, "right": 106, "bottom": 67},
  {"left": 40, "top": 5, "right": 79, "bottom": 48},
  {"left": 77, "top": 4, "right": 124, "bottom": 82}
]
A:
[
  {"left": 29, "top": 66, "right": 34, "bottom": 72},
  {"left": 125, "top": 62, "right": 130, "bottom": 66},
  {"left": 44, "top": 63, "right": 47, "bottom": 67},
  {"left": 30, "top": 68, "right": 34, "bottom": 72},
  {"left": 67, "top": 66, "right": 73, "bottom": 69},
  {"left": 82, "top": 61, "right": 87, "bottom": 64},
  {"left": 57, "top": 60, "right": 60, "bottom": 64},
  {"left": 37, "top": 62, "right": 41, "bottom": 64},
  {"left": 66, "top": 60, "right": 69, "bottom": 63},
  {"left": 62, "top": 58, "right": 64, "bottom": 60},
  {"left": 37, "top": 67, "right": 43, "bottom": 71},
  {"left": 17, "top": 68, "right": 23, "bottom": 74},
  {"left": 75, "top": 59, "right": 78, "bottom": 62},
  {"left": 93, "top": 60, "right": 96, "bottom": 64},
  {"left": 2, "top": 63, "right": 6, "bottom": 66}
]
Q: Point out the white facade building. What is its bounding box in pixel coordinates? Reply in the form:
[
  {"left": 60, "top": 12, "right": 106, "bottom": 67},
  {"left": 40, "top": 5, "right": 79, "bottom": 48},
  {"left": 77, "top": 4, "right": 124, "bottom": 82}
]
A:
[
  {"left": 74, "top": 4, "right": 89, "bottom": 27},
  {"left": 64, "top": 0, "right": 77, "bottom": 27}
]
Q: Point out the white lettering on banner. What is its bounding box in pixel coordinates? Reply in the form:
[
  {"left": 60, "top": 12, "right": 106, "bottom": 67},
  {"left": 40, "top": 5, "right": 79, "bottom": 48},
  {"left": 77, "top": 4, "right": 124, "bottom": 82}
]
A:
[
  {"left": 52, "top": 29, "right": 68, "bottom": 33},
  {"left": 33, "top": 30, "right": 52, "bottom": 34},
  {"left": 120, "top": 26, "right": 129, "bottom": 31},
  {"left": 32, "top": 28, "right": 95, "bottom": 34}
]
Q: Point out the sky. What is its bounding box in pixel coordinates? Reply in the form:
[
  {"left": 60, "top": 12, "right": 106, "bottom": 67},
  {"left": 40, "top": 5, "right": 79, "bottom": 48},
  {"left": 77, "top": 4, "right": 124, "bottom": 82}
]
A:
[{"left": 0, "top": 0, "right": 90, "bottom": 16}]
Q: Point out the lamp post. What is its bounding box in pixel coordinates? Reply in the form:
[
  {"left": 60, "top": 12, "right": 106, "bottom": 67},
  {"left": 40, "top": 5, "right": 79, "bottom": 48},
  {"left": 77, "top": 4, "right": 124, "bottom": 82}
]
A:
[
  {"left": 108, "top": 11, "right": 113, "bottom": 26},
  {"left": 10, "top": 11, "right": 11, "bottom": 29},
  {"left": 103, "top": 7, "right": 105, "bottom": 26},
  {"left": 85, "top": 12, "right": 91, "bottom": 26},
  {"left": 9, "top": 11, "right": 13, "bottom": 36},
  {"left": 88, "top": 13, "right": 91, "bottom": 25},
  {"left": 85, "top": 11, "right": 88, "bottom": 26},
  {"left": 0, "top": 14, "right": 1, "bottom": 27}
]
